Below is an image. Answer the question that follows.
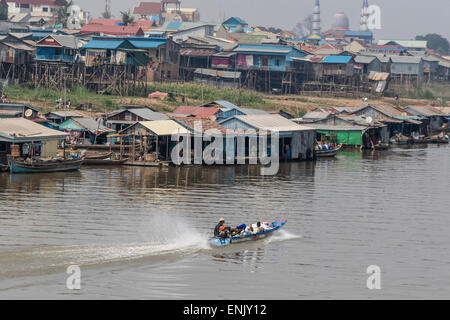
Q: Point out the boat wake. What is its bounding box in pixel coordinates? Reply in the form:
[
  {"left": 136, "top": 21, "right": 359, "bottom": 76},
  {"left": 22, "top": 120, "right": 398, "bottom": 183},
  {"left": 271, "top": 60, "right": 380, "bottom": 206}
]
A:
[
  {"left": 266, "top": 230, "right": 301, "bottom": 243},
  {"left": 0, "top": 216, "right": 210, "bottom": 280}
]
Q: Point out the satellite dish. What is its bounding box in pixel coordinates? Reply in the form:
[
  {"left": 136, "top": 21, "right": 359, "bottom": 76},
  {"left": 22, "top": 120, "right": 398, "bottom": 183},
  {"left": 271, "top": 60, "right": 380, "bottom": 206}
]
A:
[
  {"left": 366, "top": 116, "right": 373, "bottom": 123},
  {"left": 25, "top": 109, "right": 33, "bottom": 118}
]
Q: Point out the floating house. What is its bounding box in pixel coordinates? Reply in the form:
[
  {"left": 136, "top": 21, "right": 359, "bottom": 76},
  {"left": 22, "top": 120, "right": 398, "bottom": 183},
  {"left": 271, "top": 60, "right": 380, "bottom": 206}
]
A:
[
  {"left": 118, "top": 120, "right": 190, "bottom": 162},
  {"left": 58, "top": 117, "right": 115, "bottom": 144},
  {"left": 44, "top": 111, "right": 85, "bottom": 124},
  {"left": 219, "top": 114, "right": 315, "bottom": 160},
  {"left": 0, "top": 118, "right": 68, "bottom": 166},
  {"left": 0, "top": 103, "right": 39, "bottom": 119},
  {"left": 298, "top": 114, "right": 389, "bottom": 148},
  {"left": 106, "top": 106, "right": 168, "bottom": 132},
  {"left": 404, "top": 106, "right": 449, "bottom": 132},
  {"left": 353, "top": 104, "right": 423, "bottom": 136}
]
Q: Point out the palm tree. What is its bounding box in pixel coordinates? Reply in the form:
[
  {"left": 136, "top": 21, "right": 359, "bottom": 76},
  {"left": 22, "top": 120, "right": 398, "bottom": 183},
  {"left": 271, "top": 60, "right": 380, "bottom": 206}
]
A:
[{"left": 120, "top": 10, "right": 134, "bottom": 26}]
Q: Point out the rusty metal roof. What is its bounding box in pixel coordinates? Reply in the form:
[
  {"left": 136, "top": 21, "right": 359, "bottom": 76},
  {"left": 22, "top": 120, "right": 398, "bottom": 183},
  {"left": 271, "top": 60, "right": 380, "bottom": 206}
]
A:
[{"left": 368, "top": 71, "right": 390, "bottom": 81}]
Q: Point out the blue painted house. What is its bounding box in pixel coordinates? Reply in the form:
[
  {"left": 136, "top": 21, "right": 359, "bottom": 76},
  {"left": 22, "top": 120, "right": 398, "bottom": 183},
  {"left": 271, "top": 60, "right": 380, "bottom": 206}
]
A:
[
  {"left": 35, "top": 35, "right": 83, "bottom": 63},
  {"left": 82, "top": 37, "right": 149, "bottom": 66},
  {"left": 233, "top": 44, "right": 308, "bottom": 72}
]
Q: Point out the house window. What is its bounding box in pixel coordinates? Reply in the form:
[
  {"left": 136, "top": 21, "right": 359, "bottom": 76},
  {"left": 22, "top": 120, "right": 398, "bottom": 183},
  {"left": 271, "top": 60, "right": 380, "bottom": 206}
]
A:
[{"left": 43, "top": 7, "right": 48, "bottom": 12}]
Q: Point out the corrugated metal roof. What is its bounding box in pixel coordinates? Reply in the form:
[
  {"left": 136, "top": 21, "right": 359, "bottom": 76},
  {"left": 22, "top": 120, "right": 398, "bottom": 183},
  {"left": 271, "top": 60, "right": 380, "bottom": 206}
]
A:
[
  {"left": 405, "top": 106, "right": 446, "bottom": 117},
  {"left": 46, "top": 111, "right": 85, "bottom": 118},
  {"left": 0, "top": 118, "right": 69, "bottom": 142},
  {"left": 234, "top": 44, "right": 301, "bottom": 55},
  {"left": 390, "top": 56, "right": 422, "bottom": 64},
  {"left": 377, "top": 40, "right": 427, "bottom": 49},
  {"left": 129, "top": 108, "right": 169, "bottom": 121},
  {"left": 368, "top": 71, "right": 390, "bottom": 81},
  {"left": 355, "top": 55, "right": 376, "bottom": 64},
  {"left": 202, "top": 101, "right": 240, "bottom": 110},
  {"left": 302, "top": 124, "right": 367, "bottom": 131},
  {"left": 239, "top": 108, "right": 269, "bottom": 115},
  {"left": 303, "top": 112, "right": 332, "bottom": 120},
  {"left": 226, "top": 114, "right": 313, "bottom": 132},
  {"left": 321, "top": 56, "right": 353, "bottom": 64},
  {"left": 174, "top": 117, "right": 227, "bottom": 134},
  {"left": 35, "top": 34, "right": 82, "bottom": 49},
  {"left": 139, "top": 120, "right": 190, "bottom": 136},
  {"left": 128, "top": 39, "right": 166, "bottom": 49},
  {"left": 180, "top": 48, "right": 216, "bottom": 56},
  {"left": 71, "top": 118, "right": 114, "bottom": 133},
  {"left": 84, "top": 39, "right": 125, "bottom": 50}
]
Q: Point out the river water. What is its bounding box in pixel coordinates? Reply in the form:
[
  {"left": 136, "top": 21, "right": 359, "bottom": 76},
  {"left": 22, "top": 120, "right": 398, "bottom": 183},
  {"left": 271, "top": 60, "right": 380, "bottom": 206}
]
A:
[{"left": 0, "top": 144, "right": 449, "bottom": 299}]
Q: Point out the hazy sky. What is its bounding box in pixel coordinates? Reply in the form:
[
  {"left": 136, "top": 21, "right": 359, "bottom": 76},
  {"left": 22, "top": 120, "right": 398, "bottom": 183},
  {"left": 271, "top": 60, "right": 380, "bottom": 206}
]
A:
[{"left": 73, "top": 0, "right": 450, "bottom": 40}]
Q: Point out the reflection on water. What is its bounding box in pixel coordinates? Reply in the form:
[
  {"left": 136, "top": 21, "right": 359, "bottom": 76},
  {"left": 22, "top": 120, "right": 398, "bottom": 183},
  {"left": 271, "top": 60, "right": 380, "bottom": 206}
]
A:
[{"left": 0, "top": 144, "right": 449, "bottom": 299}]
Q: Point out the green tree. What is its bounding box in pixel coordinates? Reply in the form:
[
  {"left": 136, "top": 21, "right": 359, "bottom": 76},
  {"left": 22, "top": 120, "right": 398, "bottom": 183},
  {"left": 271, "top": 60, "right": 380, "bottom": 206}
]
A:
[
  {"left": 53, "top": 0, "right": 73, "bottom": 27},
  {"left": 120, "top": 10, "right": 135, "bottom": 26},
  {"left": 416, "top": 33, "right": 449, "bottom": 55}
]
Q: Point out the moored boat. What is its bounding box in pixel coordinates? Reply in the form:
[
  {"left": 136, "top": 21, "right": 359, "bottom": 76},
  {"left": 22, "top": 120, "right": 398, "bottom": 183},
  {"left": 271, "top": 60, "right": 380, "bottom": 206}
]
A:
[
  {"left": 210, "top": 220, "right": 287, "bottom": 247},
  {"left": 374, "top": 143, "right": 389, "bottom": 150},
  {"left": 83, "top": 158, "right": 128, "bottom": 166},
  {"left": 315, "top": 143, "right": 343, "bottom": 158},
  {"left": 8, "top": 156, "right": 84, "bottom": 174}
]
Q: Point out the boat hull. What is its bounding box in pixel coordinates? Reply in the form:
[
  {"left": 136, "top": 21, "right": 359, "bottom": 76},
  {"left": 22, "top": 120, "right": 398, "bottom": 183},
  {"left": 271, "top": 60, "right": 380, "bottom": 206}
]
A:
[
  {"left": 210, "top": 220, "right": 287, "bottom": 247},
  {"left": 83, "top": 159, "right": 128, "bottom": 166},
  {"left": 8, "top": 158, "right": 84, "bottom": 174},
  {"left": 315, "top": 144, "right": 342, "bottom": 158}
]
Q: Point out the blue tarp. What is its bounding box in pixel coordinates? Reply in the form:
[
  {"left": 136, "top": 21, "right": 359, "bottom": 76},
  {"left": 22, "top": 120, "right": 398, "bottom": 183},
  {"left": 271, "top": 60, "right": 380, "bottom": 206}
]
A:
[
  {"left": 322, "top": 56, "right": 353, "bottom": 64},
  {"left": 84, "top": 40, "right": 125, "bottom": 50}
]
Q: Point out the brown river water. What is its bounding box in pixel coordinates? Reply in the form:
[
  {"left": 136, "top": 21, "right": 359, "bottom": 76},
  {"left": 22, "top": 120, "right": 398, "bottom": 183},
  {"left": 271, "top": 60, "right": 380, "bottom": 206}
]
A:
[{"left": 0, "top": 144, "right": 449, "bottom": 299}]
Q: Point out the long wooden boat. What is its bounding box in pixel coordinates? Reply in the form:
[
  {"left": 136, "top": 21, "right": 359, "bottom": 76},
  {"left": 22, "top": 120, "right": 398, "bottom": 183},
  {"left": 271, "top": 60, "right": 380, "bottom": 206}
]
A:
[
  {"left": 210, "top": 220, "right": 287, "bottom": 247},
  {"left": 315, "top": 143, "right": 343, "bottom": 157},
  {"left": 425, "top": 134, "right": 449, "bottom": 144},
  {"left": 390, "top": 135, "right": 410, "bottom": 145},
  {"left": 84, "top": 152, "right": 112, "bottom": 160},
  {"left": 83, "top": 158, "right": 128, "bottom": 166},
  {"left": 8, "top": 157, "right": 84, "bottom": 174}
]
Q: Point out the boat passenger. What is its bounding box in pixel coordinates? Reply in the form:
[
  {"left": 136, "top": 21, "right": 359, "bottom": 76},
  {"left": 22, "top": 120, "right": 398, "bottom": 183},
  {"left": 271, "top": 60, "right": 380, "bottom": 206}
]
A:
[
  {"left": 262, "top": 222, "right": 271, "bottom": 230},
  {"left": 214, "top": 218, "right": 225, "bottom": 237},
  {"left": 218, "top": 226, "right": 230, "bottom": 239},
  {"left": 255, "top": 222, "right": 264, "bottom": 233},
  {"left": 244, "top": 224, "right": 254, "bottom": 234}
]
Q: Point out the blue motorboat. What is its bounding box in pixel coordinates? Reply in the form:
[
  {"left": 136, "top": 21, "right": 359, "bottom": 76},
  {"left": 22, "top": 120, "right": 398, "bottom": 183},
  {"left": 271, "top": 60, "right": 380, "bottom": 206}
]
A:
[{"left": 210, "top": 220, "right": 287, "bottom": 247}]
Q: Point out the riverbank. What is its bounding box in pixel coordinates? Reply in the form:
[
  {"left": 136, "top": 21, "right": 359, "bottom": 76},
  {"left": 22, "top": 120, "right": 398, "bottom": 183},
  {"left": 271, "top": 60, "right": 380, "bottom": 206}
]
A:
[{"left": 3, "top": 83, "right": 446, "bottom": 117}]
